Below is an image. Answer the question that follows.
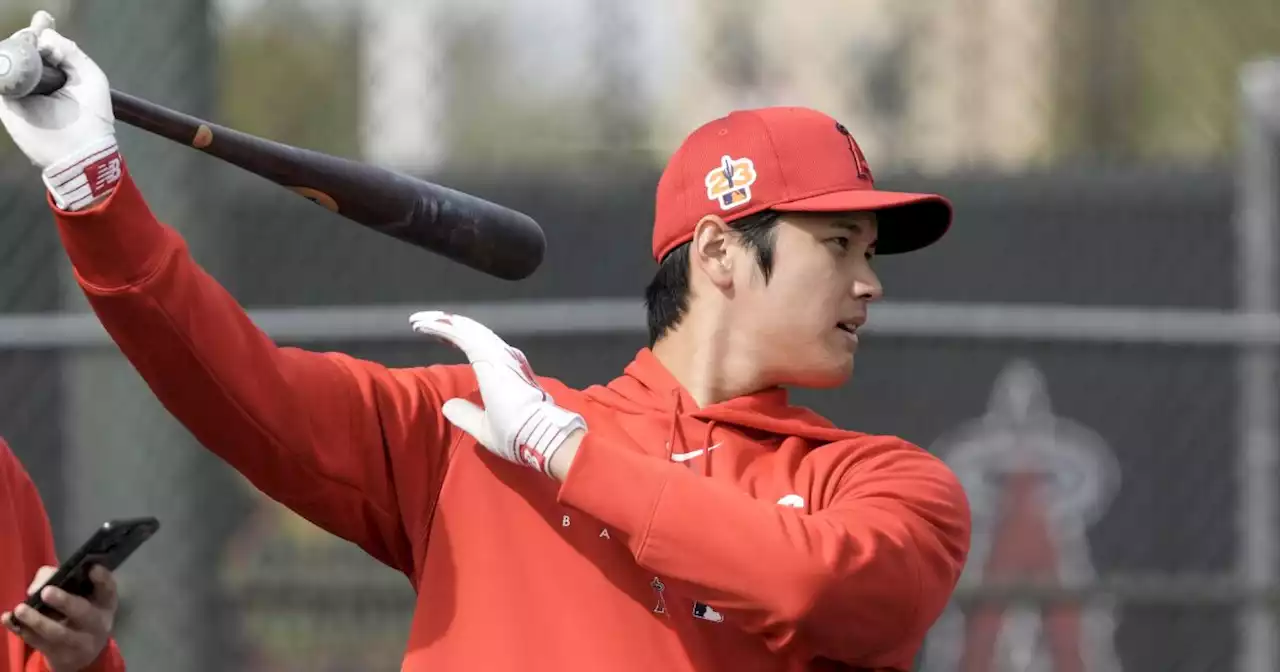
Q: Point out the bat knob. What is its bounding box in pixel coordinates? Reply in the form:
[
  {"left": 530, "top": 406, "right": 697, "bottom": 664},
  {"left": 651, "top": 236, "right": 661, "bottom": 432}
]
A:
[{"left": 0, "top": 33, "right": 42, "bottom": 99}]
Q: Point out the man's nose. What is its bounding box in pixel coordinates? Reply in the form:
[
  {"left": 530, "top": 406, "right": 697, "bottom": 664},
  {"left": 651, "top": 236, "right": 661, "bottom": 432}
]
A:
[{"left": 854, "top": 270, "right": 883, "bottom": 302}]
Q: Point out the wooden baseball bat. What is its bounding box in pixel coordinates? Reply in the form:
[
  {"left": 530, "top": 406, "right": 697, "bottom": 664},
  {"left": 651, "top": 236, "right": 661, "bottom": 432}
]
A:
[{"left": 8, "top": 58, "right": 547, "bottom": 282}]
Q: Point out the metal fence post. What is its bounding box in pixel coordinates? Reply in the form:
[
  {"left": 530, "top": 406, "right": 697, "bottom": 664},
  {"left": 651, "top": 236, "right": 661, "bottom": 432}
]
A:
[
  {"left": 1236, "top": 56, "right": 1280, "bottom": 672},
  {"left": 57, "top": 2, "right": 247, "bottom": 670}
]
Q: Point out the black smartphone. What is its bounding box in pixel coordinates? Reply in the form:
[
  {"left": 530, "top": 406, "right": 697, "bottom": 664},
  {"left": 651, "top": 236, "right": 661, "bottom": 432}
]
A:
[{"left": 22, "top": 517, "right": 160, "bottom": 620}]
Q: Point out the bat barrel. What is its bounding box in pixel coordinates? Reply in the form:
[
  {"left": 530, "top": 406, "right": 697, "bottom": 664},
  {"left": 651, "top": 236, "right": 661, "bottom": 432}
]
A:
[
  {"left": 365, "top": 170, "right": 548, "bottom": 281},
  {"left": 109, "top": 91, "right": 546, "bottom": 281}
]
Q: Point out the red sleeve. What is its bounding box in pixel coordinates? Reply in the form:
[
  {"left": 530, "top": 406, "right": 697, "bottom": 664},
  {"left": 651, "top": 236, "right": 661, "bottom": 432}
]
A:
[
  {"left": 1, "top": 441, "right": 127, "bottom": 672},
  {"left": 26, "top": 642, "right": 126, "bottom": 672},
  {"left": 555, "top": 424, "right": 971, "bottom": 667},
  {"left": 48, "top": 168, "right": 463, "bottom": 580}
]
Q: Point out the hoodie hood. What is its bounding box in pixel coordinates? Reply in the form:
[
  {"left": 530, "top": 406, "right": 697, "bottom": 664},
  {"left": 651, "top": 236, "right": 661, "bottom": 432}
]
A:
[{"left": 582, "top": 349, "right": 869, "bottom": 475}]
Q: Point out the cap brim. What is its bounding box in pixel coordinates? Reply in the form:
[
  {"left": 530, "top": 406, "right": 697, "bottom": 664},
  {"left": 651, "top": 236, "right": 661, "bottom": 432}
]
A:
[{"left": 773, "top": 189, "right": 953, "bottom": 254}]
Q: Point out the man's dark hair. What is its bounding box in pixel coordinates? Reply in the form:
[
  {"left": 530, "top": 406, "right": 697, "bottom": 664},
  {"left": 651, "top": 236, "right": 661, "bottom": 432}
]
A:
[{"left": 644, "top": 210, "right": 784, "bottom": 345}]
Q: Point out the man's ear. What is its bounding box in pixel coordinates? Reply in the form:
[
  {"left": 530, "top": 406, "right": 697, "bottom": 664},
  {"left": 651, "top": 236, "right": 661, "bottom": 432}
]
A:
[{"left": 690, "top": 215, "right": 734, "bottom": 290}]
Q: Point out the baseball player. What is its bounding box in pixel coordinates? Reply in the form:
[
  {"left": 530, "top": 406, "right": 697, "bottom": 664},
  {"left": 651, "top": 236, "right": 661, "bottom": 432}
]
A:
[
  {"left": 0, "top": 437, "right": 125, "bottom": 672},
  {"left": 0, "top": 11, "right": 971, "bottom": 672}
]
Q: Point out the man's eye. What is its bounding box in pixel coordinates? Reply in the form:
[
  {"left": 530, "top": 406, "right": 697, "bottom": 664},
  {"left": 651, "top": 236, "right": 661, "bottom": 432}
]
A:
[{"left": 830, "top": 237, "right": 850, "bottom": 249}]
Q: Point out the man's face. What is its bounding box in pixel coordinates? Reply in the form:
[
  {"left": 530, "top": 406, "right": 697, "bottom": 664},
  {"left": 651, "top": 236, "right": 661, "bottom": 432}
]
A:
[{"left": 731, "top": 211, "right": 882, "bottom": 389}]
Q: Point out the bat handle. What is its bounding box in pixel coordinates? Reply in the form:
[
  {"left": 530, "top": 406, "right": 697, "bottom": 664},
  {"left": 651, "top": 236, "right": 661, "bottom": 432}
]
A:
[{"left": 33, "top": 62, "right": 67, "bottom": 95}]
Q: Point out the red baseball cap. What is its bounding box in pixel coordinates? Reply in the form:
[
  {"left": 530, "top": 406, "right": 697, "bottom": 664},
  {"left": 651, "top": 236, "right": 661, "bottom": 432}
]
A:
[{"left": 651, "top": 106, "right": 952, "bottom": 262}]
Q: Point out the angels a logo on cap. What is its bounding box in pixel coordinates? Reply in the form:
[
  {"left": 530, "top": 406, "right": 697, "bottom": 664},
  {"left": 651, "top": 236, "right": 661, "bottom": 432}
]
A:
[{"left": 705, "top": 155, "right": 757, "bottom": 210}]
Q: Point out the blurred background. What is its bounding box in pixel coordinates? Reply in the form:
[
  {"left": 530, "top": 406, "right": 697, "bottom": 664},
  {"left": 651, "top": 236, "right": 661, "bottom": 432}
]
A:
[{"left": 1, "top": 0, "right": 1278, "bottom": 670}]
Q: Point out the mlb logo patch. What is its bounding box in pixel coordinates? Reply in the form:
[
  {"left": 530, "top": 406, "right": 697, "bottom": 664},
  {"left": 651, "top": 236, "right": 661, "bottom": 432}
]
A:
[
  {"left": 692, "top": 601, "right": 724, "bottom": 623},
  {"left": 705, "top": 155, "right": 757, "bottom": 210}
]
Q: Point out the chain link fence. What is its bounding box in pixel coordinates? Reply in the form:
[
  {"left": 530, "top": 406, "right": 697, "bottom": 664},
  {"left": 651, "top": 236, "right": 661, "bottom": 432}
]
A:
[{"left": 1, "top": 0, "right": 1279, "bottom": 670}]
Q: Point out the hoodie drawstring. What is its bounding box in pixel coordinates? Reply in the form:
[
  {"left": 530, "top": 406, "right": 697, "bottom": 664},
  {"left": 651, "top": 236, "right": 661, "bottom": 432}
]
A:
[
  {"left": 667, "top": 389, "right": 718, "bottom": 478},
  {"left": 702, "top": 420, "right": 717, "bottom": 478},
  {"left": 666, "top": 389, "right": 682, "bottom": 463}
]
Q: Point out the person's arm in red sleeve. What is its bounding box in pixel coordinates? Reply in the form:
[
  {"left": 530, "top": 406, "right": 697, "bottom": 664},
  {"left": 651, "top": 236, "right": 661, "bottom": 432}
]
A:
[
  {"left": 47, "top": 167, "right": 461, "bottom": 580},
  {"left": 551, "top": 425, "right": 971, "bottom": 668},
  {"left": 0, "top": 440, "right": 127, "bottom": 672},
  {"left": 27, "top": 645, "right": 126, "bottom": 672},
  {"left": 26, "top": 647, "right": 125, "bottom": 672}
]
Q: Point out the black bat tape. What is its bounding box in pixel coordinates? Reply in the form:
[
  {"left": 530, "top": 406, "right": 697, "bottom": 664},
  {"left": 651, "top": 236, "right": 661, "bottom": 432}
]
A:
[
  {"left": 303, "top": 152, "right": 548, "bottom": 281},
  {"left": 34, "top": 62, "right": 66, "bottom": 95},
  {"left": 343, "top": 158, "right": 547, "bottom": 281}
]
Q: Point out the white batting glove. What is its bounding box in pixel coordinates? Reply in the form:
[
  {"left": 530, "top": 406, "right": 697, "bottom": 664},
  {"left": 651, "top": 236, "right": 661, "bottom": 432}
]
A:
[
  {"left": 410, "top": 311, "right": 587, "bottom": 476},
  {"left": 0, "top": 11, "right": 119, "bottom": 211}
]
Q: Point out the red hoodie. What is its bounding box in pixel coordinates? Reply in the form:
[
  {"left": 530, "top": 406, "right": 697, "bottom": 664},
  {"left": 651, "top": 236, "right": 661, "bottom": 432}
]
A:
[
  {"left": 0, "top": 439, "right": 126, "bottom": 672},
  {"left": 50, "top": 167, "right": 970, "bottom": 671}
]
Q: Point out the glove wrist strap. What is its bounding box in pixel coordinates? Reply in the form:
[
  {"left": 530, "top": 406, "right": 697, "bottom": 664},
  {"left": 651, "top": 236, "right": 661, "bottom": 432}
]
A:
[
  {"left": 41, "top": 134, "right": 122, "bottom": 211},
  {"left": 515, "top": 403, "right": 587, "bottom": 476}
]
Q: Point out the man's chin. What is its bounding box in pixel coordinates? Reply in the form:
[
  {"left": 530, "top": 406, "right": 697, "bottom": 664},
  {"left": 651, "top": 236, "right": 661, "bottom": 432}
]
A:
[{"left": 784, "top": 358, "right": 855, "bottom": 390}]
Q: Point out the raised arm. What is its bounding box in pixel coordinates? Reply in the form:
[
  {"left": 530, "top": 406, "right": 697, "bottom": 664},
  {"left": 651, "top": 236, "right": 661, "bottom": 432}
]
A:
[
  {"left": 0, "top": 17, "right": 462, "bottom": 577},
  {"left": 51, "top": 166, "right": 460, "bottom": 576}
]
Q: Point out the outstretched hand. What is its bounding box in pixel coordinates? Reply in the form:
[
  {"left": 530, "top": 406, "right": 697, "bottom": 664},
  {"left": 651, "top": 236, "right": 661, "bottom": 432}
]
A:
[{"left": 410, "top": 310, "right": 586, "bottom": 477}]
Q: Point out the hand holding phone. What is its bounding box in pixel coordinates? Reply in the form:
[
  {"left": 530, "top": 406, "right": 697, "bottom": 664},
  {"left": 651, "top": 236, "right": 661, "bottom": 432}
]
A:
[
  {"left": 23, "top": 516, "right": 160, "bottom": 620},
  {"left": 1, "top": 517, "right": 153, "bottom": 672}
]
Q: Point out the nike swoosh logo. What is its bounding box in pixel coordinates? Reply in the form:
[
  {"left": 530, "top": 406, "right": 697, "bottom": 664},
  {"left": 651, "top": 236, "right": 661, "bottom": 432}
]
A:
[{"left": 671, "top": 443, "right": 723, "bottom": 463}]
